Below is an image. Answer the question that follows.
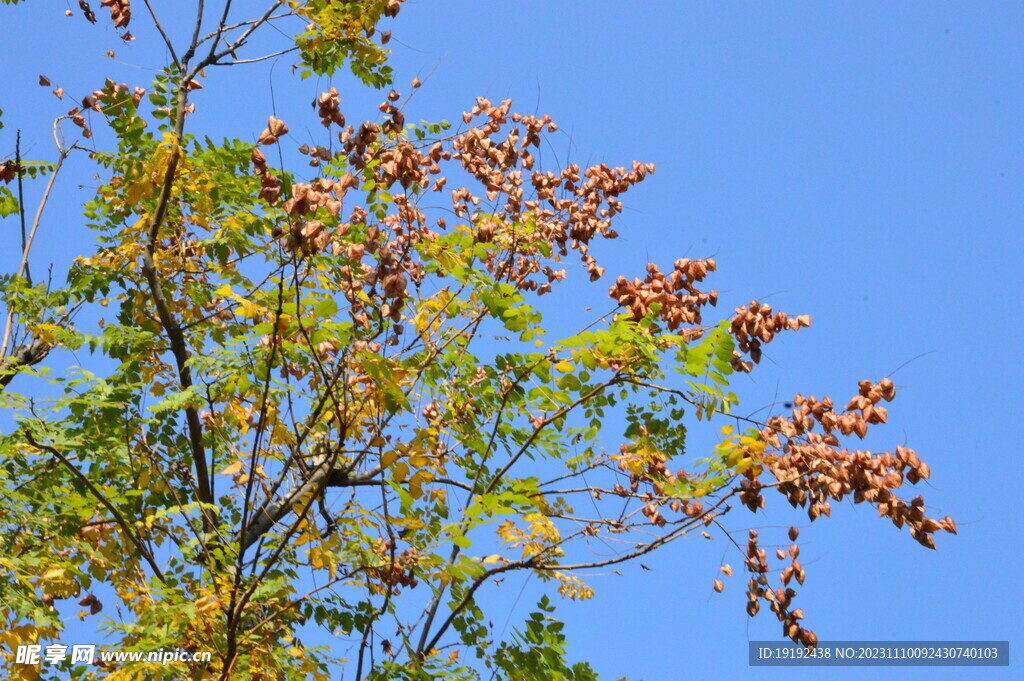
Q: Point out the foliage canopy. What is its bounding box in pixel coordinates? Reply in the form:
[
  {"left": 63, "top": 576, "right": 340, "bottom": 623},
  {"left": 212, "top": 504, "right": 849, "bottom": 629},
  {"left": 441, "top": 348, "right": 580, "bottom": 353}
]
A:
[{"left": 0, "top": 2, "right": 954, "bottom": 679}]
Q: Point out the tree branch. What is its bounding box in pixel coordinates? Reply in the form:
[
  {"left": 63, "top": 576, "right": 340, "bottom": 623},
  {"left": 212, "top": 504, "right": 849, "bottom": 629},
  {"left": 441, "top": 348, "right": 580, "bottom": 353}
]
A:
[
  {"left": 142, "top": 1, "right": 180, "bottom": 67},
  {"left": 137, "top": 82, "right": 214, "bottom": 517},
  {"left": 0, "top": 142, "right": 69, "bottom": 365},
  {"left": 23, "top": 431, "right": 166, "bottom": 583},
  {"left": 238, "top": 456, "right": 384, "bottom": 552}
]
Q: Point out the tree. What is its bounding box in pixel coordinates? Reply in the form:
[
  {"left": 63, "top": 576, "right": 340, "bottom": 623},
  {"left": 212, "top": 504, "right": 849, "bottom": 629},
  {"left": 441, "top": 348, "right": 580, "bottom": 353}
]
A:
[{"left": 0, "top": 2, "right": 955, "bottom": 679}]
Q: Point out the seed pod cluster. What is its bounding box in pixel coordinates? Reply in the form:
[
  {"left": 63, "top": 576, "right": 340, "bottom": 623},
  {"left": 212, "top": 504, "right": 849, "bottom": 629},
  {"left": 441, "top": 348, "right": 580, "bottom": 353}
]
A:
[
  {"left": 608, "top": 258, "right": 719, "bottom": 329},
  {"left": 749, "top": 380, "right": 954, "bottom": 549},
  {"left": 728, "top": 301, "right": 811, "bottom": 370}
]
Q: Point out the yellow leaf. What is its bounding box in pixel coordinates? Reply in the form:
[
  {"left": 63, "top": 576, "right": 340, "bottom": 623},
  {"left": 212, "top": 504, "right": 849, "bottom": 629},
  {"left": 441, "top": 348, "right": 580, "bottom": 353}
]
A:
[
  {"left": 220, "top": 461, "right": 244, "bottom": 475},
  {"left": 392, "top": 461, "right": 409, "bottom": 483},
  {"left": 32, "top": 323, "right": 62, "bottom": 344},
  {"left": 554, "top": 360, "right": 573, "bottom": 373}
]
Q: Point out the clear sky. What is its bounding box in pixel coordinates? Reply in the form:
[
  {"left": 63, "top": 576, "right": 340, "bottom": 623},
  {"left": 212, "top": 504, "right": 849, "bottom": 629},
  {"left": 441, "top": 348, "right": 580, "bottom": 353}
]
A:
[{"left": 2, "top": 2, "right": 1022, "bottom": 680}]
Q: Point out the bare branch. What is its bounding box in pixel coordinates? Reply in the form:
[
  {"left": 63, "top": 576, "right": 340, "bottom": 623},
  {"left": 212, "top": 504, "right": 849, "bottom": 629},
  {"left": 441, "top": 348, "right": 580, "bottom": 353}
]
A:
[
  {"left": 15, "top": 131, "right": 29, "bottom": 286},
  {"left": 181, "top": 0, "right": 207, "bottom": 64},
  {"left": 1, "top": 130, "right": 70, "bottom": 367},
  {"left": 142, "top": 1, "right": 181, "bottom": 67},
  {"left": 213, "top": 46, "right": 299, "bottom": 67},
  {"left": 192, "top": 0, "right": 286, "bottom": 77}
]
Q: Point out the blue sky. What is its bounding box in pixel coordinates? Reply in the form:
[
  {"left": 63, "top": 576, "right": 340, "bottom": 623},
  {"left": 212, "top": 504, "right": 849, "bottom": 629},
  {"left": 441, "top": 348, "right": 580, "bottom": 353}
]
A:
[{"left": 2, "top": 2, "right": 1022, "bottom": 679}]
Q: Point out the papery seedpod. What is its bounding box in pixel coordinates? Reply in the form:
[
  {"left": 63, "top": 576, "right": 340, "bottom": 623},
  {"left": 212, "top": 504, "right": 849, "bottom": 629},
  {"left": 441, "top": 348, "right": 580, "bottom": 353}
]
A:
[
  {"left": 382, "top": 272, "right": 408, "bottom": 298},
  {"left": 259, "top": 186, "right": 280, "bottom": 204},
  {"left": 100, "top": 0, "right": 131, "bottom": 29},
  {"left": 257, "top": 129, "right": 278, "bottom": 145},
  {"left": 879, "top": 377, "right": 897, "bottom": 400},
  {"left": 780, "top": 566, "right": 794, "bottom": 586},
  {"left": 267, "top": 116, "right": 289, "bottom": 137},
  {"left": 713, "top": 579, "right": 725, "bottom": 593},
  {"left": 346, "top": 243, "right": 365, "bottom": 261},
  {"left": 39, "top": 75, "right": 51, "bottom": 86},
  {"left": 79, "top": 0, "right": 97, "bottom": 23},
  {"left": 301, "top": 220, "right": 325, "bottom": 237}
]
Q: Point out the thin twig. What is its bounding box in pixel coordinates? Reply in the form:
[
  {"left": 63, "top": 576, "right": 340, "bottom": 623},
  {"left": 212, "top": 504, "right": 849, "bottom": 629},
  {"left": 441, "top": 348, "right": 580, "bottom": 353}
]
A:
[
  {"left": 142, "top": 1, "right": 180, "bottom": 66},
  {"left": 0, "top": 136, "right": 69, "bottom": 363},
  {"left": 15, "top": 131, "right": 30, "bottom": 286},
  {"left": 213, "top": 46, "right": 299, "bottom": 67}
]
